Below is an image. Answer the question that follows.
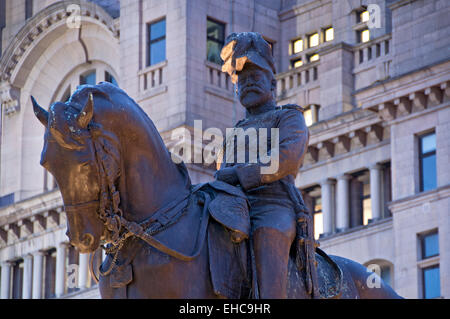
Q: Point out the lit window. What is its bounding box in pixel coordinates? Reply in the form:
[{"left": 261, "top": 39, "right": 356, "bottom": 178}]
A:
[
  {"left": 419, "top": 132, "right": 437, "bottom": 192},
  {"left": 361, "top": 29, "right": 370, "bottom": 43},
  {"left": 147, "top": 18, "right": 166, "bottom": 66},
  {"left": 292, "top": 59, "right": 303, "bottom": 68},
  {"left": 308, "top": 33, "right": 319, "bottom": 48},
  {"left": 360, "top": 10, "right": 370, "bottom": 23},
  {"left": 80, "top": 71, "right": 96, "bottom": 85},
  {"left": 206, "top": 18, "right": 225, "bottom": 64},
  {"left": 423, "top": 266, "right": 441, "bottom": 299},
  {"left": 324, "top": 27, "right": 334, "bottom": 42},
  {"left": 304, "top": 108, "right": 313, "bottom": 127},
  {"left": 313, "top": 196, "right": 323, "bottom": 240},
  {"left": 362, "top": 181, "right": 372, "bottom": 225},
  {"left": 309, "top": 54, "right": 319, "bottom": 62},
  {"left": 293, "top": 38, "right": 303, "bottom": 54}
]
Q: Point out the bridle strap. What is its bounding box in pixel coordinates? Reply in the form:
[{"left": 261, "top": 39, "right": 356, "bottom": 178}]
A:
[{"left": 64, "top": 200, "right": 100, "bottom": 212}]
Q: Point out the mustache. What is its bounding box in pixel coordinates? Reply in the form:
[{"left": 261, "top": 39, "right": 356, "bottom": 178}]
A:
[{"left": 240, "top": 85, "right": 263, "bottom": 96}]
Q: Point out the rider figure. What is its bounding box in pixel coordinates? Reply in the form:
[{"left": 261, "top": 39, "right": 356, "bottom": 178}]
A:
[{"left": 215, "top": 32, "right": 311, "bottom": 298}]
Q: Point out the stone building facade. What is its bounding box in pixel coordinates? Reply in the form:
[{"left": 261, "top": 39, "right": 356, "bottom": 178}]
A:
[{"left": 0, "top": 0, "right": 448, "bottom": 299}]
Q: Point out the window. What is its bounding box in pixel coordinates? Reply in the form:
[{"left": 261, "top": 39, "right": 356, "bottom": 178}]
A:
[
  {"left": 324, "top": 27, "right": 334, "bottom": 42},
  {"left": 308, "top": 33, "right": 319, "bottom": 48},
  {"left": 12, "top": 259, "right": 24, "bottom": 299},
  {"left": 25, "top": 0, "right": 33, "bottom": 20},
  {"left": 422, "top": 266, "right": 440, "bottom": 299},
  {"left": 0, "top": 0, "right": 6, "bottom": 58},
  {"left": 44, "top": 248, "right": 57, "bottom": 298},
  {"left": 382, "top": 162, "right": 392, "bottom": 217},
  {"left": 304, "top": 108, "right": 313, "bottom": 127},
  {"left": 419, "top": 230, "right": 441, "bottom": 298},
  {"left": 357, "top": 9, "right": 369, "bottom": 23},
  {"left": 419, "top": 132, "right": 437, "bottom": 192},
  {"left": 0, "top": 193, "right": 14, "bottom": 207},
  {"left": 421, "top": 231, "right": 439, "bottom": 259},
  {"left": 206, "top": 18, "right": 225, "bottom": 64},
  {"left": 302, "top": 186, "right": 322, "bottom": 240},
  {"left": 360, "top": 10, "right": 369, "bottom": 23},
  {"left": 358, "top": 28, "right": 370, "bottom": 43},
  {"left": 350, "top": 170, "right": 371, "bottom": 227},
  {"left": 67, "top": 245, "right": 79, "bottom": 294},
  {"left": 293, "top": 38, "right": 303, "bottom": 54},
  {"left": 362, "top": 176, "right": 372, "bottom": 225},
  {"left": 303, "top": 105, "right": 319, "bottom": 127},
  {"left": 308, "top": 53, "right": 319, "bottom": 63},
  {"left": 312, "top": 196, "right": 323, "bottom": 240},
  {"left": 292, "top": 58, "right": 303, "bottom": 68},
  {"left": 147, "top": 18, "right": 166, "bottom": 66},
  {"left": 380, "top": 264, "right": 392, "bottom": 287},
  {"left": 105, "top": 71, "right": 118, "bottom": 86},
  {"left": 80, "top": 70, "right": 96, "bottom": 85}
]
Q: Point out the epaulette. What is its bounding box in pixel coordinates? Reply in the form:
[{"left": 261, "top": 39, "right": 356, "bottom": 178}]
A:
[{"left": 278, "top": 104, "right": 305, "bottom": 113}]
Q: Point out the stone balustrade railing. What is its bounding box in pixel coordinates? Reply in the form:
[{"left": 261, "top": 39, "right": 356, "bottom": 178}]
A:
[
  {"left": 138, "top": 60, "right": 167, "bottom": 94},
  {"left": 205, "top": 60, "right": 233, "bottom": 93},
  {"left": 354, "top": 34, "right": 392, "bottom": 67},
  {"left": 275, "top": 61, "right": 319, "bottom": 99}
]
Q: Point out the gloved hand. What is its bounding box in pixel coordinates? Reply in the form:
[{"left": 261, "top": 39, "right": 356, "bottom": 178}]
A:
[{"left": 214, "top": 167, "right": 239, "bottom": 185}]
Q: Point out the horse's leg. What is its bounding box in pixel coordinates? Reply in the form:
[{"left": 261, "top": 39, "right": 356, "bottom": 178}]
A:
[{"left": 331, "top": 256, "right": 402, "bottom": 299}]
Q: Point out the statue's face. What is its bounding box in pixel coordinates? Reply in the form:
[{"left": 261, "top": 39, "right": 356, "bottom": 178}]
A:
[{"left": 236, "top": 63, "right": 275, "bottom": 109}]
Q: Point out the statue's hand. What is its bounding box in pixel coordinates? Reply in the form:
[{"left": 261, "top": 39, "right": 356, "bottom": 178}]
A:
[{"left": 214, "top": 167, "right": 239, "bottom": 185}]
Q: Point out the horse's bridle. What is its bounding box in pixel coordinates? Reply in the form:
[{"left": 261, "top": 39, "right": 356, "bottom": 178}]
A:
[{"left": 64, "top": 122, "right": 209, "bottom": 283}]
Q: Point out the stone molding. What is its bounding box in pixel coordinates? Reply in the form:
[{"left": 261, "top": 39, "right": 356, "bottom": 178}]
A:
[{"left": 0, "top": 0, "right": 119, "bottom": 83}]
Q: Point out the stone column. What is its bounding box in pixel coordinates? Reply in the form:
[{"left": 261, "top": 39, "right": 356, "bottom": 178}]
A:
[
  {"left": 22, "top": 255, "right": 33, "bottom": 299},
  {"left": 320, "top": 178, "right": 335, "bottom": 236},
  {"left": 336, "top": 174, "right": 351, "bottom": 232},
  {"left": 370, "top": 164, "right": 383, "bottom": 221},
  {"left": 1, "top": 261, "right": 12, "bottom": 299},
  {"left": 78, "top": 253, "right": 89, "bottom": 289},
  {"left": 55, "top": 243, "right": 68, "bottom": 297},
  {"left": 32, "top": 251, "right": 44, "bottom": 299}
]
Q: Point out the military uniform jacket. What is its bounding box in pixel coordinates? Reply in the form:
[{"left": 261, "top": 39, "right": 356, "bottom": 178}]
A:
[{"left": 221, "top": 104, "right": 309, "bottom": 192}]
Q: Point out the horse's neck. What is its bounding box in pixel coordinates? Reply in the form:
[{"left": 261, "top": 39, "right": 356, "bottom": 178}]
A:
[{"left": 117, "top": 128, "right": 190, "bottom": 223}]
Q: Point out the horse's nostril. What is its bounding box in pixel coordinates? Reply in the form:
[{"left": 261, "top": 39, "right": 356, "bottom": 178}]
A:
[{"left": 81, "top": 233, "right": 94, "bottom": 247}]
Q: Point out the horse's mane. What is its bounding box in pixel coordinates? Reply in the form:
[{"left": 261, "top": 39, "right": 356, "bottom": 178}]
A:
[{"left": 65, "top": 82, "right": 192, "bottom": 190}]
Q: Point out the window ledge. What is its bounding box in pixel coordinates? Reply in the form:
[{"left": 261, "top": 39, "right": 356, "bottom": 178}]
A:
[
  {"left": 417, "top": 255, "right": 440, "bottom": 268},
  {"left": 138, "top": 60, "right": 168, "bottom": 76},
  {"left": 204, "top": 60, "right": 223, "bottom": 70}
]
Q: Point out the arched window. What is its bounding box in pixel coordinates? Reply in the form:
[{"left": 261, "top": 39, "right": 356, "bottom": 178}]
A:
[{"left": 364, "top": 259, "right": 394, "bottom": 288}]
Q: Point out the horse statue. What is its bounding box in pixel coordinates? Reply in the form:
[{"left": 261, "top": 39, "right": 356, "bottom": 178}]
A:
[{"left": 32, "top": 82, "right": 401, "bottom": 298}]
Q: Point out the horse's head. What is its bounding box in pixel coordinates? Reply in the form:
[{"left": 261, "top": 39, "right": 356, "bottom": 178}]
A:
[{"left": 32, "top": 94, "right": 106, "bottom": 253}]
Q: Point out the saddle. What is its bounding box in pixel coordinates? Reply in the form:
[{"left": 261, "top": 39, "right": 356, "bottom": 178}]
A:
[
  {"left": 204, "top": 181, "right": 343, "bottom": 299},
  {"left": 101, "top": 180, "right": 343, "bottom": 299}
]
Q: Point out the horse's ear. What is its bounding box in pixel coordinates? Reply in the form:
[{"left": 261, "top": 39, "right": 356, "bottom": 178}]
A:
[
  {"left": 77, "top": 93, "right": 94, "bottom": 128},
  {"left": 31, "top": 96, "right": 49, "bottom": 127}
]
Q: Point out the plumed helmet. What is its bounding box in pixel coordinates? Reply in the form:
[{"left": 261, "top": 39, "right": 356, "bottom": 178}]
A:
[{"left": 220, "top": 32, "right": 275, "bottom": 84}]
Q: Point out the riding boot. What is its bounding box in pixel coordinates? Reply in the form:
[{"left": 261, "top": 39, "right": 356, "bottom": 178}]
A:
[{"left": 252, "top": 227, "right": 293, "bottom": 299}]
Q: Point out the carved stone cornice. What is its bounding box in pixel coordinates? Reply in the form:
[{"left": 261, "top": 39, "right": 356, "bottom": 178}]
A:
[{"left": 0, "top": 0, "right": 119, "bottom": 83}]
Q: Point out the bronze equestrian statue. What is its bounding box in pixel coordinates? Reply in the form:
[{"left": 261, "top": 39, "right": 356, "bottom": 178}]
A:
[
  {"left": 31, "top": 32, "right": 401, "bottom": 299},
  {"left": 216, "top": 32, "right": 318, "bottom": 298}
]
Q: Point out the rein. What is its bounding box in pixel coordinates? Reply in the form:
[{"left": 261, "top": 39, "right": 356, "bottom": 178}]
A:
[{"left": 67, "top": 123, "right": 209, "bottom": 283}]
